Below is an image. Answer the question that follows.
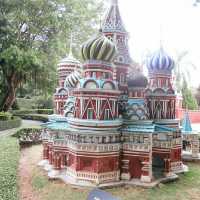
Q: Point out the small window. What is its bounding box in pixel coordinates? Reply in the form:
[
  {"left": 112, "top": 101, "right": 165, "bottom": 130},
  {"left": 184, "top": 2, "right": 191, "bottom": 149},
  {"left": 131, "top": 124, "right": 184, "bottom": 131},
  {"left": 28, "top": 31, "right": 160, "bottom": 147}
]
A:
[
  {"left": 118, "top": 56, "right": 124, "bottom": 63},
  {"left": 104, "top": 109, "right": 110, "bottom": 120},
  {"left": 120, "top": 73, "right": 125, "bottom": 84},
  {"left": 87, "top": 108, "right": 93, "bottom": 119}
]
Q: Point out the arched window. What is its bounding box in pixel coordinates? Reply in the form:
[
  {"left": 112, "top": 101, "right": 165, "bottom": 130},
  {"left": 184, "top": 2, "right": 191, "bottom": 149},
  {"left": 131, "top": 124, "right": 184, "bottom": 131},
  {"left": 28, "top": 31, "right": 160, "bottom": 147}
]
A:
[
  {"left": 107, "top": 35, "right": 113, "bottom": 41},
  {"left": 118, "top": 56, "right": 124, "bottom": 63},
  {"left": 103, "top": 82, "right": 115, "bottom": 90},
  {"left": 84, "top": 81, "right": 98, "bottom": 89}
]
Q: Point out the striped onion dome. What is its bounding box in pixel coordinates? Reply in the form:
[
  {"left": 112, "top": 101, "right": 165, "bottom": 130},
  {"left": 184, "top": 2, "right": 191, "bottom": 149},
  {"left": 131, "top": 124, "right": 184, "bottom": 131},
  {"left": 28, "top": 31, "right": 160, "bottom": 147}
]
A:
[
  {"left": 147, "top": 48, "right": 174, "bottom": 74},
  {"left": 64, "top": 70, "right": 82, "bottom": 88},
  {"left": 81, "top": 34, "right": 116, "bottom": 62}
]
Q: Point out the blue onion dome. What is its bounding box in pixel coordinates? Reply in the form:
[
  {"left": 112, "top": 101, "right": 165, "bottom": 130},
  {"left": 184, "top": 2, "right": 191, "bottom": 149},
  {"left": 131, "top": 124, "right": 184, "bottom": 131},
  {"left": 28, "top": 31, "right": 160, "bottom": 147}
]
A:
[
  {"left": 147, "top": 48, "right": 174, "bottom": 74},
  {"left": 128, "top": 73, "right": 148, "bottom": 88},
  {"left": 81, "top": 34, "right": 117, "bottom": 62}
]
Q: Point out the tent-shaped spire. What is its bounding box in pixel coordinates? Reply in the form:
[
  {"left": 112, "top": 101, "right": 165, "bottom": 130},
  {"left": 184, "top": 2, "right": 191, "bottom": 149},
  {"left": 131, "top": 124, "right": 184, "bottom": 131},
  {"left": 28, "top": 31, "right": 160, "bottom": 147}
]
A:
[
  {"left": 67, "top": 33, "right": 73, "bottom": 58},
  {"left": 102, "top": 0, "right": 127, "bottom": 33},
  {"left": 182, "top": 112, "right": 192, "bottom": 133}
]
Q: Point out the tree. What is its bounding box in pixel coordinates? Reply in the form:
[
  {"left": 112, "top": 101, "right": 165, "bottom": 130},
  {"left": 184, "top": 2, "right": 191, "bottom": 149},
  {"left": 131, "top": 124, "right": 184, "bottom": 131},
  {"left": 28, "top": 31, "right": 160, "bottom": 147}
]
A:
[
  {"left": 195, "top": 85, "right": 200, "bottom": 107},
  {"left": 173, "top": 51, "right": 197, "bottom": 93},
  {"left": 182, "top": 78, "right": 198, "bottom": 110},
  {"left": 0, "top": 0, "right": 104, "bottom": 111}
]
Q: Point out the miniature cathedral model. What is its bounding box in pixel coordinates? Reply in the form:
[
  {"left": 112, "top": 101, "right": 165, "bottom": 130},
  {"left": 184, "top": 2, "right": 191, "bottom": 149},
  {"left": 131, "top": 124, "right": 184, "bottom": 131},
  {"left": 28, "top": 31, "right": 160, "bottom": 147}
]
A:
[{"left": 39, "top": 0, "right": 187, "bottom": 187}]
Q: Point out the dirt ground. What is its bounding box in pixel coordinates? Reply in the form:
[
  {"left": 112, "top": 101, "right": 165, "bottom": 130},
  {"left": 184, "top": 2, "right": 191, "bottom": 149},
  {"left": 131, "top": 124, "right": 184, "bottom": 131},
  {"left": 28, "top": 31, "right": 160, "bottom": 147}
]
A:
[{"left": 18, "top": 145, "right": 42, "bottom": 200}]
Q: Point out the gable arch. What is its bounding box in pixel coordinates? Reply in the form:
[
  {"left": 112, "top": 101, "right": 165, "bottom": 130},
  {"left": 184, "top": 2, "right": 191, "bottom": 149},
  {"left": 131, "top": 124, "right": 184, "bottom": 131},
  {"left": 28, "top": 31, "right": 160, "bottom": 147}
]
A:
[
  {"left": 102, "top": 81, "right": 116, "bottom": 90},
  {"left": 83, "top": 80, "right": 99, "bottom": 89}
]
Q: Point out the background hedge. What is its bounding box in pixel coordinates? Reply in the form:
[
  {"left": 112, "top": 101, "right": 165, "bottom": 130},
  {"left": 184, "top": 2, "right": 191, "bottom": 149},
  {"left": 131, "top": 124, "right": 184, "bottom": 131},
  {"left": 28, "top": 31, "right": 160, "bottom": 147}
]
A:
[
  {"left": 12, "top": 109, "right": 53, "bottom": 115},
  {"left": 14, "top": 114, "right": 48, "bottom": 122},
  {"left": 0, "top": 137, "right": 20, "bottom": 200},
  {"left": 0, "top": 112, "right": 12, "bottom": 121},
  {"left": 0, "top": 117, "right": 22, "bottom": 131}
]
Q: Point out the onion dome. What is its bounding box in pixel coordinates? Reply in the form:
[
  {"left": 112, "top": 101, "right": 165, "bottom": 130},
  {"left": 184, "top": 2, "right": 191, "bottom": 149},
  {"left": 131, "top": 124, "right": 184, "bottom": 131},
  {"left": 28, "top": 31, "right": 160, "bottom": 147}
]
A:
[
  {"left": 147, "top": 48, "right": 174, "bottom": 75},
  {"left": 81, "top": 34, "right": 116, "bottom": 62},
  {"left": 64, "top": 70, "right": 82, "bottom": 88},
  {"left": 128, "top": 73, "right": 148, "bottom": 88}
]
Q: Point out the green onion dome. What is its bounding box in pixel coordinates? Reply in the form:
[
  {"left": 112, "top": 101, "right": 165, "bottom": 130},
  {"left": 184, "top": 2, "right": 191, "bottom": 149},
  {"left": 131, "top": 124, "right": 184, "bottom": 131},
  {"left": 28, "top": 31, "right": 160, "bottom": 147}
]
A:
[{"left": 81, "top": 34, "right": 117, "bottom": 62}]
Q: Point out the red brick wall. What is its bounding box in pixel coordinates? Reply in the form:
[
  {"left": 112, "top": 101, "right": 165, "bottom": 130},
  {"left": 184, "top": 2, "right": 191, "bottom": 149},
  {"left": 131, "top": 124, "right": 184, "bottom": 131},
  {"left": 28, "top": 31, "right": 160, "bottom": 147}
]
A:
[{"left": 176, "top": 108, "right": 200, "bottom": 123}]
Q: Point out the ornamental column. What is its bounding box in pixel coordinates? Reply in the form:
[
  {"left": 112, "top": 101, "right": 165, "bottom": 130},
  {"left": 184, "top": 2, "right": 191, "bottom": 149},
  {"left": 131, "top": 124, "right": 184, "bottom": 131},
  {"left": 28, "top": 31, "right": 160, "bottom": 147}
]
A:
[
  {"left": 43, "top": 144, "right": 49, "bottom": 160},
  {"left": 164, "top": 158, "right": 172, "bottom": 177},
  {"left": 49, "top": 148, "right": 53, "bottom": 165},
  {"left": 191, "top": 135, "right": 200, "bottom": 158},
  {"left": 140, "top": 159, "right": 152, "bottom": 183},
  {"left": 121, "top": 159, "right": 131, "bottom": 180}
]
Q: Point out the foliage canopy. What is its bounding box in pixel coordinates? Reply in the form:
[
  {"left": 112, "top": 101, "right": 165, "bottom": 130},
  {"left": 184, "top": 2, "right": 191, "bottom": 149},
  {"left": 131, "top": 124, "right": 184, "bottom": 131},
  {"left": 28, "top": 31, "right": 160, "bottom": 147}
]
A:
[{"left": 0, "top": 0, "right": 103, "bottom": 111}]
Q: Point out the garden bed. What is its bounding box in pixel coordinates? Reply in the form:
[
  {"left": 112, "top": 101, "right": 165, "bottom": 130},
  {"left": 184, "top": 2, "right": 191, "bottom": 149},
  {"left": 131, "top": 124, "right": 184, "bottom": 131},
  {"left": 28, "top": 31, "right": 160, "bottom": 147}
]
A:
[{"left": 12, "top": 128, "right": 43, "bottom": 147}]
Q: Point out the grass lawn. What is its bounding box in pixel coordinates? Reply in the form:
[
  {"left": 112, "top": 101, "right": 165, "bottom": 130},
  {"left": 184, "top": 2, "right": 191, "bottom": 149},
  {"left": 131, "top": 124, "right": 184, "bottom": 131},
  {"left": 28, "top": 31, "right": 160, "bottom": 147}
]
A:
[
  {"left": 1, "top": 138, "right": 200, "bottom": 200},
  {"left": 0, "top": 137, "right": 20, "bottom": 200},
  {"left": 31, "top": 160, "right": 200, "bottom": 200}
]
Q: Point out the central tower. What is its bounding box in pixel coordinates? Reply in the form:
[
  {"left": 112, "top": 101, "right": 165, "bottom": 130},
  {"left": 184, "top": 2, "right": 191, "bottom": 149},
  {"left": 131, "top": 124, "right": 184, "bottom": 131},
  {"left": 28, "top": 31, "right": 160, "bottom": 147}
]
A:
[{"left": 102, "top": 0, "right": 131, "bottom": 96}]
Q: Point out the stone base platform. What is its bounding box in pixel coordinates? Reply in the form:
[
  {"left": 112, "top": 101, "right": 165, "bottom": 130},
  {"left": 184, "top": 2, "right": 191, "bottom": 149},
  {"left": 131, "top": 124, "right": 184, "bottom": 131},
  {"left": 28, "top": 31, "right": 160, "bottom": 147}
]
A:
[
  {"left": 38, "top": 160, "right": 188, "bottom": 189},
  {"left": 182, "top": 152, "right": 200, "bottom": 162}
]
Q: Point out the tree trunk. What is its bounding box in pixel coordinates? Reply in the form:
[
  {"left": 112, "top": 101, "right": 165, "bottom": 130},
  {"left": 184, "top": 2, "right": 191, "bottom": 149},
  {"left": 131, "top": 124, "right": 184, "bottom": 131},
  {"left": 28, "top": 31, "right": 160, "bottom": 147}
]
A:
[{"left": 0, "top": 72, "right": 20, "bottom": 112}]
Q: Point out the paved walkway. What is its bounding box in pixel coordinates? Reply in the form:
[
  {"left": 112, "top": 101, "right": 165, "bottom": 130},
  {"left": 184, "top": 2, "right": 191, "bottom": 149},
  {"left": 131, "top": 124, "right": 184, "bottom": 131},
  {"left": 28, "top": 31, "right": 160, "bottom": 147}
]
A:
[{"left": 0, "top": 120, "right": 43, "bottom": 137}]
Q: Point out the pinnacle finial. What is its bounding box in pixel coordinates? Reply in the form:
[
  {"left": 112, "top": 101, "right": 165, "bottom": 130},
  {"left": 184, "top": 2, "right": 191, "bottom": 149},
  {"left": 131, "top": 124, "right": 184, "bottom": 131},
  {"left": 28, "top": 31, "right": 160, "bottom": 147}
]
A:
[
  {"left": 159, "top": 24, "right": 164, "bottom": 50},
  {"left": 68, "top": 32, "right": 73, "bottom": 57},
  {"left": 111, "top": 0, "right": 118, "bottom": 5}
]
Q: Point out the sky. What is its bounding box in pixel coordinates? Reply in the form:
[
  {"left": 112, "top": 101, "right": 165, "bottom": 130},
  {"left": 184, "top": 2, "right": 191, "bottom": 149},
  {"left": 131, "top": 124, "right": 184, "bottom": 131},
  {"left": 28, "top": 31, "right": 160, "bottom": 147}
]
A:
[{"left": 107, "top": 0, "right": 200, "bottom": 87}]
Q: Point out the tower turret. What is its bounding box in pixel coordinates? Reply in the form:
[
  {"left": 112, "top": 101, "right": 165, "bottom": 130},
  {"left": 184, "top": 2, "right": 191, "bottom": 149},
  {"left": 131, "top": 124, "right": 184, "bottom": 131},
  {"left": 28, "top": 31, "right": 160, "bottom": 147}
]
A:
[
  {"left": 54, "top": 35, "right": 81, "bottom": 115},
  {"left": 145, "top": 48, "right": 176, "bottom": 120},
  {"left": 101, "top": 0, "right": 131, "bottom": 95},
  {"left": 68, "top": 33, "right": 122, "bottom": 131}
]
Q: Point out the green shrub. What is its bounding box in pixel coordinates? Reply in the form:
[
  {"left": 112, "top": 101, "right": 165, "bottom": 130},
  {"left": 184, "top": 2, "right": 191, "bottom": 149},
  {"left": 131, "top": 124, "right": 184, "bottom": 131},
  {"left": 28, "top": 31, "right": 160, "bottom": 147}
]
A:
[
  {"left": 16, "top": 98, "right": 37, "bottom": 110},
  {"left": 0, "top": 112, "right": 12, "bottom": 121},
  {"left": 16, "top": 96, "right": 53, "bottom": 110},
  {"left": 35, "top": 96, "right": 53, "bottom": 109},
  {"left": 15, "top": 114, "right": 48, "bottom": 122},
  {"left": 0, "top": 137, "right": 20, "bottom": 200},
  {"left": 13, "top": 127, "right": 42, "bottom": 138},
  {"left": 37, "top": 109, "right": 53, "bottom": 115},
  {"left": 12, "top": 109, "right": 53, "bottom": 115},
  {"left": 12, "top": 128, "right": 43, "bottom": 146},
  {"left": 0, "top": 117, "right": 22, "bottom": 131},
  {"left": 12, "top": 109, "right": 37, "bottom": 115}
]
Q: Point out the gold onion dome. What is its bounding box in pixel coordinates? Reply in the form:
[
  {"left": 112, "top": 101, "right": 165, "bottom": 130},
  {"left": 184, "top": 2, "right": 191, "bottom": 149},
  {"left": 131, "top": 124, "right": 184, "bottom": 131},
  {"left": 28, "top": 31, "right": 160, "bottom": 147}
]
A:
[{"left": 81, "top": 34, "right": 117, "bottom": 62}]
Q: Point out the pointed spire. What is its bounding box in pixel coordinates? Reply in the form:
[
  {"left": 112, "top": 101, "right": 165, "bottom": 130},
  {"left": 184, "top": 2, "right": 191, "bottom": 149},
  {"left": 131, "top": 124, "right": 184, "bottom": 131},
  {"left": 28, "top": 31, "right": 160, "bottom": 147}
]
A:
[
  {"left": 102, "top": 0, "right": 126, "bottom": 33},
  {"left": 68, "top": 32, "right": 73, "bottom": 58},
  {"left": 182, "top": 111, "right": 192, "bottom": 133},
  {"left": 159, "top": 25, "right": 164, "bottom": 50},
  {"left": 111, "top": 0, "right": 118, "bottom": 5}
]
